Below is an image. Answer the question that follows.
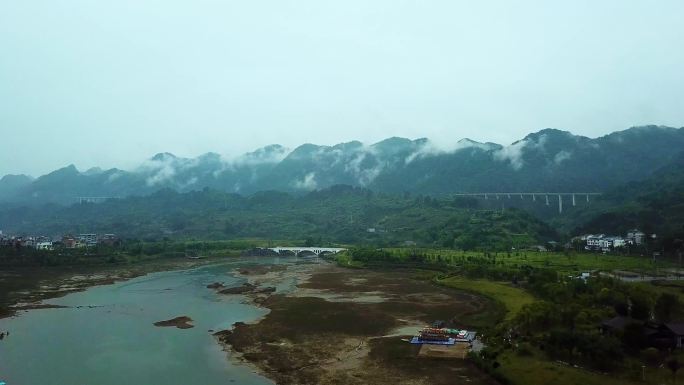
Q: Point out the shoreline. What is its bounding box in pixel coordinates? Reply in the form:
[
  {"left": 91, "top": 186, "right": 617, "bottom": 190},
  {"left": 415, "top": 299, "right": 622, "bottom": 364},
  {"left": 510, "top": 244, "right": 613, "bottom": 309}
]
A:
[
  {"left": 0, "top": 257, "right": 224, "bottom": 320},
  {"left": 212, "top": 261, "right": 325, "bottom": 383}
]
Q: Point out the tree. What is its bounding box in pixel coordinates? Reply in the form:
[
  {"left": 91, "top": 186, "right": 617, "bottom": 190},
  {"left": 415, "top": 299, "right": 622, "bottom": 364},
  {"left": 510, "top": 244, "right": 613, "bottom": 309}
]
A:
[
  {"left": 455, "top": 234, "right": 477, "bottom": 251},
  {"left": 655, "top": 293, "right": 679, "bottom": 322},
  {"left": 622, "top": 323, "right": 648, "bottom": 352},
  {"left": 515, "top": 301, "right": 561, "bottom": 334},
  {"left": 629, "top": 287, "right": 655, "bottom": 320},
  {"left": 641, "top": 347, "right": 660, "bottom": 367},
  {"left": 667, "top": 358, "right": 681, "bottom": 384},
  {"left": 223, "top": 220, "right": 237, "bottom": 236}
]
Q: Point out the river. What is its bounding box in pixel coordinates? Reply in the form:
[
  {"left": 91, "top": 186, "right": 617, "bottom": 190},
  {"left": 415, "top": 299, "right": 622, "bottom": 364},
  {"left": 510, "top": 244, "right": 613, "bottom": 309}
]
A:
[{"left": 0, "top": 257, "right": 292, "bottom": 385}]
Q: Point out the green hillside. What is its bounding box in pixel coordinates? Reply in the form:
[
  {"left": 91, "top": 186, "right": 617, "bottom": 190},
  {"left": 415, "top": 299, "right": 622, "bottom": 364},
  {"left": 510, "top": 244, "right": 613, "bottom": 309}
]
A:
[
  {"left": 0, "top": 185, "right": 557, "bottom": 249},
  {"left": 565, "top": 152, "right": 684, "bottom": 248}
]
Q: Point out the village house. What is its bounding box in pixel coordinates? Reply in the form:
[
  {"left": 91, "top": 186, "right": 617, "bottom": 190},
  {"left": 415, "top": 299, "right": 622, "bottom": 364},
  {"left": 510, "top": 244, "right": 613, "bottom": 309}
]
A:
[
  {"left": 601, "top": 316, "right": 684, "bottom": 350},
  {"left": 663, "top": 323, "right": 684, "bottom": 348},
  {"left": 97, "top": 234, "right": 121, "bottom": 247},
  {"left": 21, "top": 237, "right": 37, "bottom": 248},
  {"left": 626, "top": 229, "right": 646, "bottom": 245},
  {"left": 78, "top": 234, "right": 98, "bottom": 247},
  {"left": 62, "top": 235, "right": 77, "bottom": 249},
  {"left": 600, "top": 236, "right": 626, "bottom": 251},
  {"left": 584, "top": 234, "right": 626, "bottom": 251},
  {"left": 4, "top": 232, "right": 121, "bottom": 251},
  {"left": 584, "top": 234, "right": 605, "bottom": 250},
  {"left": 36, "top": 241, "right": 54, "bottom": 250}
]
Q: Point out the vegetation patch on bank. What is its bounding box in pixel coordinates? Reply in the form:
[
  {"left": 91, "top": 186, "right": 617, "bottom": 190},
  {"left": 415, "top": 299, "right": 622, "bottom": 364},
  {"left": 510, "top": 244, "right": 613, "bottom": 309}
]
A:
[{"left": 437, "top": 277, "right": 534, "bottom": 321}]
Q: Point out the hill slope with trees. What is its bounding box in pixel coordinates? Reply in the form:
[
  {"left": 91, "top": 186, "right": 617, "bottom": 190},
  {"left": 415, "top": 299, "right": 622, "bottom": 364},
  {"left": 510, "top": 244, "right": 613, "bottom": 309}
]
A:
[{"left": 0, "top": 185, "right": 557, "bottom": 249}]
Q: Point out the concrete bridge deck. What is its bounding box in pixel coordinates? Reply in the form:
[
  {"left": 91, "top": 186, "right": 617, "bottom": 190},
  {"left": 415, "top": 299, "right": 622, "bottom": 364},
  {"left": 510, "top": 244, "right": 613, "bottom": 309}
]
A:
[
  {"left": 452, "top": 192, "right": 603, "bottom": 213},
  {"left": 268, "top": 247, "right": 346, "bottom": 256}
]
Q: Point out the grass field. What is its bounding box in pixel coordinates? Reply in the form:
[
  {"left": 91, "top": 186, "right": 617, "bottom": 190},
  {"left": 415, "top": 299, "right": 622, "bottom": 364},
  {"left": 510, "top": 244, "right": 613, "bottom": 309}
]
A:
[
  {"left": 497, "top": 351, "right": 642, "bottom": 385},
  {"left": 437, "top": 276, "right": 534, "bottom": 320},
  {"left": 386, "top": 248, "right": 678, "bottom": 275},
  {"left": 498, "top": 350, "right": 684, "bottom": 385}
]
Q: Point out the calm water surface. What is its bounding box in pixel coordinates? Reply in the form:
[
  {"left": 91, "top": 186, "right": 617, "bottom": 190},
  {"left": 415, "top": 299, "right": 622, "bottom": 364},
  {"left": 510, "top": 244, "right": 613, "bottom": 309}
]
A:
[{"left": 0, "top": 257, "right": 294, "bottom": 385}]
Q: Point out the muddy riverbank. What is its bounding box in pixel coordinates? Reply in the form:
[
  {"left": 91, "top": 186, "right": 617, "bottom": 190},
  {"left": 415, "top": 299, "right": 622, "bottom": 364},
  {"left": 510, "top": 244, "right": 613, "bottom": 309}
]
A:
[
  {"left": 215, "top": 262, "right": 501, "bottom": 385},
  {"left": 0, "top": 257, "right": 220, "bottom": 319}
]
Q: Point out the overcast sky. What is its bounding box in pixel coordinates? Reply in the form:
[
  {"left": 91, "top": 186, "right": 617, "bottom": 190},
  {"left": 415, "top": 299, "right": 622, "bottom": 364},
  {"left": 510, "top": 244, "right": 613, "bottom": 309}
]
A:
[{"left": 1, "top": 1, "right": 683, "bottom": 176}]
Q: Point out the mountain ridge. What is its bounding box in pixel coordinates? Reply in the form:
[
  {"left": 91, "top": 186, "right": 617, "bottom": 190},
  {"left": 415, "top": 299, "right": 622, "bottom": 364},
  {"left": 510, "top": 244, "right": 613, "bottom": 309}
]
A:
[{"left": 1, "top": 125, "right": 683, "bottom": 205}]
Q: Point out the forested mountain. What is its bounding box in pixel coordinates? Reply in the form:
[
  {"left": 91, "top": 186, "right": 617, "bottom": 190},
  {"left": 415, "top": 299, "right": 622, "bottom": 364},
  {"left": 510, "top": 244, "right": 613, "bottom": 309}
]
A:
[
  {"left": 1, "top": 125, "right": 683, "bottom": 206},
  {"left": 0, "top": 185, "right": 556, "bottom": 249},
  {"left": 566, "top": 152, "right": 684, "bottom": 244}
]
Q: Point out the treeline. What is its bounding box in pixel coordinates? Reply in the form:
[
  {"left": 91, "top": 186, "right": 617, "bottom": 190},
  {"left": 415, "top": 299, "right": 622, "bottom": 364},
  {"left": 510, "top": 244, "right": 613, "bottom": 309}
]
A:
[
  {"left": 346, "top": 247, "right": 563, "bottom": 280},
  {"left": 0, "top": 239, "right": 259, "bottom": 266},
  {"left": 0, "top": 185, "right": 557, "bottom": 249},
  {"left": 468, "top": 264, "right": 683, "bottom": 380}
]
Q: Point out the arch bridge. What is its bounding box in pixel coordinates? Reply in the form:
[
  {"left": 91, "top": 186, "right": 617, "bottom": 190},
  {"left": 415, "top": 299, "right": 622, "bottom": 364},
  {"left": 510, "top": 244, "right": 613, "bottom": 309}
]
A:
[{"left": 268, "top": 247, "right": 346, "bottom": 257}]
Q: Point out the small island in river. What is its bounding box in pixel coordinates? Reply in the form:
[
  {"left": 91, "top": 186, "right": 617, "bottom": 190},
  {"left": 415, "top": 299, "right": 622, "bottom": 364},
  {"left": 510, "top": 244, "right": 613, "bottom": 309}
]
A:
[{"left": 154, "top": 316, "right": 194, "bottom": 329}]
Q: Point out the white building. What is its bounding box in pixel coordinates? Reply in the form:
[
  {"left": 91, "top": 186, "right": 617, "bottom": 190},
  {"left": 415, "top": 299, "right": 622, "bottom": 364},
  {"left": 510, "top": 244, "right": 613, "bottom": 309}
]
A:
[
  {"left": 78, "top": 234, "right": 98, "bottom": 246},
  {"left": 612, "top": 237, "right": 626, "bottom": 248},
  {"left": 36, "top": 241, "right": 54, "bottom": 250},
  {"left": 626, "top": 229, "right": 646, "bottom": 245},
  {"left": 585, "top": 234, "right": 625, "bottom": 251},
  {"left": 599, "top": 237, "right": 626, "bottom": 251},
  {"left": 22, "top": 237, "right": 36, "bottom": 248},
  {"left": 585, "top": 234, "right": 605, "bottom": 250}
]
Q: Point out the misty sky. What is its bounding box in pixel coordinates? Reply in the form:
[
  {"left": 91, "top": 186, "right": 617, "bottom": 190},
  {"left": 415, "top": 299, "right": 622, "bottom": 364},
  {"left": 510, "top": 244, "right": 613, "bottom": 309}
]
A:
[{"left": 1, "top": 1, "right": 683, "bottom": 177}]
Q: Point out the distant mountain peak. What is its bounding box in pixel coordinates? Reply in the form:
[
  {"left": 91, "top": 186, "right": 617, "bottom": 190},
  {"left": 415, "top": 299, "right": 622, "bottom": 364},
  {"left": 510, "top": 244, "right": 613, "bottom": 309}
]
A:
[
  {"left": 239, "top": 144, "right": 290, "bottom": 164},
  {"left": 83, "top": 167, "right": 103, "bottom": 176},
  {"left": 261, "top": 144, "right": 286, "bottom": 151},
  {"left": 372, "top": 137, "right": 412, "bottom": 147},
  {"left": 458, "top": 138, "right": 479, "bottom": 144},
  {"left": 629, "top": 124, "right": 678, "bottom": 131},
  {"left": 370, "top": 137, "right": 420, "bottom": 157},
  {"left": 0, "top": 174, "right": 33, "bottom": 183},
  {"left": 56, "top": 164, "right": 79, "bottom": 174},
  {"left": 331, "top": 140, "right": 363, "bottom": 151},
  {"left": 456, "top": 138, "right": 501, "bottom": 151},
  {"left": 288, "top": 143, "right": 325, "bottom": 158},
  {"left": 522, "top": 128, "right": 576, "bottom": 142},
  {"left": 150, "top": 152, "right": 177, "bottom": 161}
]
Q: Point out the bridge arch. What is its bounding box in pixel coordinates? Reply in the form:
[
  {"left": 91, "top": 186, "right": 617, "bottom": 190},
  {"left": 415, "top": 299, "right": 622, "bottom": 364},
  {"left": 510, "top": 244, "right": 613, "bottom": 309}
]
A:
[
  {"left": 296, "top": 250, "right": 317, "bottom": 257},
  {"left": 269, "top": 247, "right": 346, "bottom": 257}
]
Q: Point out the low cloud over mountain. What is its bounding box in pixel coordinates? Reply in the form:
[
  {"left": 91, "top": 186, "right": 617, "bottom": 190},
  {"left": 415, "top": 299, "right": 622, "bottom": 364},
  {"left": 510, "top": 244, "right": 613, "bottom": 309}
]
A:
[{"left": 1, "top": 125, "right": 682, "bottom": 206}]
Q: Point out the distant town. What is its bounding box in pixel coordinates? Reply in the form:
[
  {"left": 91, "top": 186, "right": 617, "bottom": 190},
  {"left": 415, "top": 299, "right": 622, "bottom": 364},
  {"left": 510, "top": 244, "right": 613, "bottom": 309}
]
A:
[
  {"left": 575, "top": 228, "right": 647, "bottom": 252},
  {"left": 0, "top": 231, "right": 121, "bottom": 250},
  {"left": 0, "top": 228, "right": 651, "bottom": 255}
]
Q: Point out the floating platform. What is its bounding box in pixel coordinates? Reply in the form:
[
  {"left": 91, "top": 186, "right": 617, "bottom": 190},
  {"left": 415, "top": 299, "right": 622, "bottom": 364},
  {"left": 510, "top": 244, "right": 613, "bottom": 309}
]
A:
[{"left": 410, "top": 337, "right": 456, "bottom": 345}]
